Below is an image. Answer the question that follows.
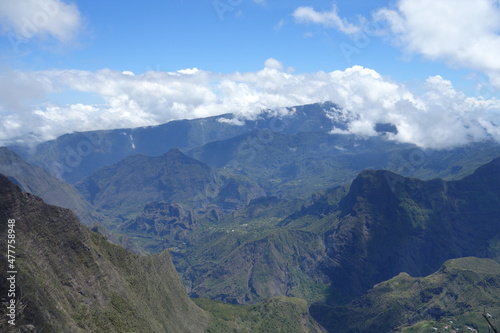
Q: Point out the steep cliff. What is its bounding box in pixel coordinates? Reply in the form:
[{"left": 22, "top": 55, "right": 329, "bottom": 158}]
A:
[
  {"left": 322, "top": 157, "right": 500, "bottom": 303},
  {"left": 0, "top": 174, "right": 209, "bottom": 332}
]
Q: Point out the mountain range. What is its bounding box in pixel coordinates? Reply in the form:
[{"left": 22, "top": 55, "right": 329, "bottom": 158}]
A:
[
  {"left": 1, "top": 102, "right": 499, "bottom": 332},
  {"left": 0, "top": 175, "right": 324, "bottom": 333},
  {"left": 76, "top": 148, "right": 265, "bottom": 220},
  {"left": 8, "top": 102, "right": 343, "bottom": 184}
]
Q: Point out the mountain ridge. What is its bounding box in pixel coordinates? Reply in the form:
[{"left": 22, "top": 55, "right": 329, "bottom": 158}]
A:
[
  {"left": 0, "top": 147, "right": 101, "bottom": 227},
  {"left": 0, "top": 174, "right": 210, "bottom": 332},
  {"left": 108, "top": 155, "right": 500, "bottom": 308},
  {"left": 311, "top": 257, "right": 500, "bottom": 333},
  {"left": 0, "top": 174, "right": 328, "bottom": 332},
  {"left": 320, "top": 157, "right": 500, "bottom": 303},
  {"left": 76, "top": 148, "right": 265, "bottom": 221},
  {"left": 8, "top": 102, "right": 341, "bottom": 184}
]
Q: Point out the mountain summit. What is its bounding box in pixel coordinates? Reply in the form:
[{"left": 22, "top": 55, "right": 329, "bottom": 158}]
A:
[
  {"left": 321, "top": 157, "right": 500, "bottom": 303},
  {"left": 76, "top": 148, "right": 265, "bottom": 219}
]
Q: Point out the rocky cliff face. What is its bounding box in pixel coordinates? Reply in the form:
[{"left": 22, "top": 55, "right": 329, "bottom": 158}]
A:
[
  {"left": 0, "top": 174, "right": 209, "bottom": 332},
  {"left": 322, "top": 157, "right": 500, "bottom": 303},
  {"left": 123, "top": 202, "right": 199, "bottom": 237}
]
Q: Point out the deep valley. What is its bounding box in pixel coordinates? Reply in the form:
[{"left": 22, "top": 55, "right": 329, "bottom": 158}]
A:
[{"left": 2, "top": 103, "right": 499, "bottom": 332}]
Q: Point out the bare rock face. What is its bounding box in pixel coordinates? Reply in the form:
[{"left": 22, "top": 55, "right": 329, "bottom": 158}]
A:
[{"left": 0, "top": 174, "right": 208, "bottom": 333}]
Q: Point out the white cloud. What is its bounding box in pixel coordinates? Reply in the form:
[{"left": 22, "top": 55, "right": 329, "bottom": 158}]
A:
[
  {"left": 1, "top": 61, "right": 500, "bottom": 149},
  {"left": 122, "top": 71, "right": 135, "bottom": 77},
  {"left": 292, "top": 5, "right": 360, "bottom": 35},
  {"left": 264, "top": 58, "right": 284, "bottom": 71},
  {"left": 374, "top": 0, "right": 500, "bottom": 88},
  {"left": 177, "top": 68, "right": 200, "bottom": 75},
  {"left": 0, "top": 0, "right": 82, "bottom": 43}
]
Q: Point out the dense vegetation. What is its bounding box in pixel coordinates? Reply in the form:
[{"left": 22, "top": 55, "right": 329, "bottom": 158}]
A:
[
  {"left": 311, "top": 257, "right": 500, "bottom": 332},
  {"left": 0, "top": 175, "right": 208, "bottom": 332},
  {"left": 2, "top": 103, "right": 500, "bottom": 332}
]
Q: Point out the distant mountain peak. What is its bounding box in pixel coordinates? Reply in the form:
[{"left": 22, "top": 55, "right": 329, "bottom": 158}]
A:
[{"left": 166, "top": 147, "right": 182, "bottom": 154}]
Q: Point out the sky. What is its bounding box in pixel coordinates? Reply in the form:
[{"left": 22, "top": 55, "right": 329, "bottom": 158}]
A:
[{"left": 1, "top": 0, "right": 500, "bottom": 149}]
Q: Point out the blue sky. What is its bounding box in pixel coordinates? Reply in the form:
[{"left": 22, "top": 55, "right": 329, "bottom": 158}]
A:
[
  {"left": 1, "top": 0, "right": 500, "bottom": 148},
  {"left": 1, "top": 0, "right": 475, "bottom": 81}
]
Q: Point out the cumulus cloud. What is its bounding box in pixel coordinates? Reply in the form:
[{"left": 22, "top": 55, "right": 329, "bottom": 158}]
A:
[
  {"left": 1, "top": 60, "right": 500, "bottom": 149},
  {"left": 291, "top": 1, "right": 500, "bottom": 88},
  {"left": 264, "top": 58, "right": 284, "bottom": 71},
  {"left": 330, "top": 72, "right": 500, "bottom": 148},
  {"left": 122, "top": 71, "right": 135, "bottom": 76},
  {"left": 0, "top": 0, "right": 82, "bottom": 43},
  {"left": 374, "top": 0, "right": 500, "bottom": 88},
  {"left": 292, "top": 5, "right": 360, "bottom": 35}
]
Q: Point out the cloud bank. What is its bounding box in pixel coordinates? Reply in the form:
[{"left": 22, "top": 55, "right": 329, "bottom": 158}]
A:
[{"left": 1, "top": 59, "right": 500, "bottom": 149}]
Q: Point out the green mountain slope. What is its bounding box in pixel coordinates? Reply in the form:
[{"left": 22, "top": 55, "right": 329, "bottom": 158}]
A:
[
  {"left": 180, "top": 155, "right": 500, "bottom": 307},
  {"left": 188, "top": 131, "right": 394, "bottom": 199},
  {"left": 0, "top": 175, "right": 327, "bottom": 332},
  {"left": 311, "top": 257, "right": 500, "bottom": 333},
  {"left": 188, "top": 129, "right": 500, "bottom": 200},
  {"left": 76, "top": 148, "right": 265, "bottom": 220},
  {"left": 186, "top": 228, "right": 329, "bottom": 304},
  {"left": 196, "top": 297, "right": 327, "bottom": 333},
  {"left": 0, "top": 174, "right": 209, "bottom": 332},
  {"left": 318, "top": 157, "right": 500, "bottom": 303},
  {"left": 0, "top": 147, "right": 101, "bottom": 227}
]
